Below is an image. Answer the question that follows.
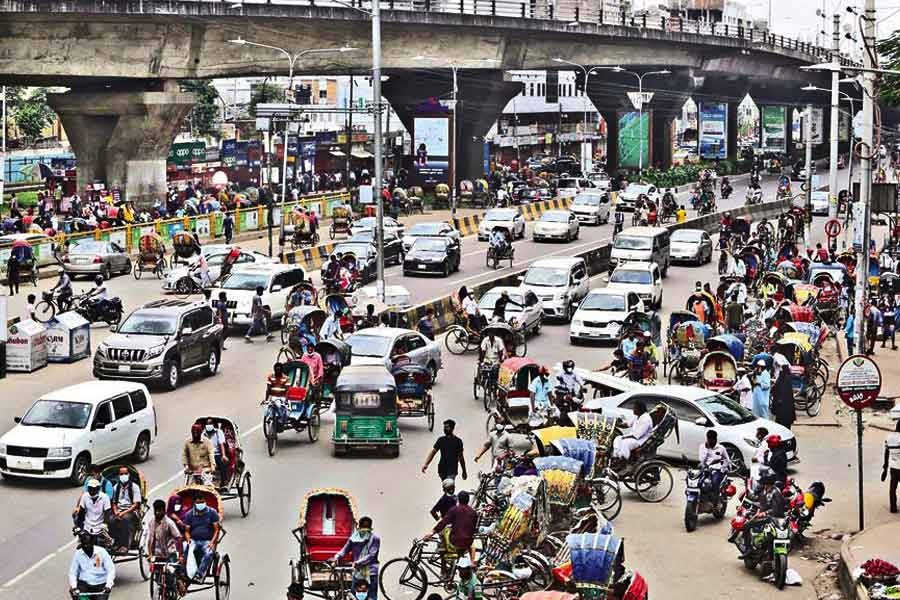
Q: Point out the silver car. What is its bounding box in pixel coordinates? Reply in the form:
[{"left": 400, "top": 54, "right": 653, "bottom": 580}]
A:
[
  {"left": 63, "top": 239, "right": 131, "bottom": 279},
  {"left": 344, "top": 327, "right": 443, "bottom": 381}
]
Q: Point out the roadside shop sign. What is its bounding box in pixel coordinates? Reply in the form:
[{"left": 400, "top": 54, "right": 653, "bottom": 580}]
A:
[{"left": 837, "top": 354, "right": 882, "bottom": 410}]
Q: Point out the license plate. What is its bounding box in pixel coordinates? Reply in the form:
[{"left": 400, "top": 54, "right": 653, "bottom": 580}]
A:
[
  {"left": 13, "top": 458, "right": 34, "bottom": 470},
  {"left": 417, "top": 264, "right": 426, "bottom": 269},
  {"left": 118, "top": 365, "right": 131, "bottom": 373},
  {"left": 74, "top": 257, "right": 89, "bottom": 264}
]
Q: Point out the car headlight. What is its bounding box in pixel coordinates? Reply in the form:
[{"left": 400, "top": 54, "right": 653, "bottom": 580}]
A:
[
  {"left": 0, "top": 443, "right": 6, "bottom": 455},
  {"left": 744, "top": 437, "right": 760, "bottom": 448},
  {"left": 47, "top": 447, "right": 72, "bottom": 458},
  {"left": 572, "top": 320, "right": 583, "bottom": 327},
  {"left": 95, "top": 345, "right": 107, "bottom": 358},
  {"left": 146, "top": 344, "right": 166, "bottom": 359}
]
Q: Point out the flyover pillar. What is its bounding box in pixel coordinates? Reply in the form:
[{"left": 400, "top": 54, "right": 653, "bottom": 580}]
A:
[
  {"left": 727, "top": 101, "right": 739, "bottom": 163},
  {"left": 650, "top": 112, "right": 674, "bottom": 170},
  {"left": 784, "top": 106, "right": 795, "bottom": 161},
  {"left": 600, "top": 112, "right": 619, "bottom": 174},
  {"left": 49, "top": 81, "right": 194, "bottom": 208}
]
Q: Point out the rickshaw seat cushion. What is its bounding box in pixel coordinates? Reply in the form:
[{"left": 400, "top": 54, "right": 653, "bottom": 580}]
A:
[
  {"left": 507, "top": 390, "right": 530, "bottom": 400},
  {"left": 305, "top": 496, "right": 354, "bottom": 559}
]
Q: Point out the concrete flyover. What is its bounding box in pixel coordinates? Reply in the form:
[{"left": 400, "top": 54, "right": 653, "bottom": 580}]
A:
[{"left": 0, "top": 0, "right": 849, "bottom": 202}]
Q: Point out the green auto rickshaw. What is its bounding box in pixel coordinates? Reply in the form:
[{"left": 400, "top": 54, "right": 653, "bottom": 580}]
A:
[{"left": 332, "top": 365, "right": 401, "bottom": 458}]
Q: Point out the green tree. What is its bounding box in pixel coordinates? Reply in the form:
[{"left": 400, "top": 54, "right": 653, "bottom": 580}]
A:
[
  {"left": 879, "top": 33, "right": 900, "bottom": 106},
  {"left": 181, "top": 80, "right": 221, "bottom": 140},
  {"left": 13, "top": 88, "right": 56, "bottom": 143},
  {"left": 248, "top": 81, "right": 286, "bottom": 118}
]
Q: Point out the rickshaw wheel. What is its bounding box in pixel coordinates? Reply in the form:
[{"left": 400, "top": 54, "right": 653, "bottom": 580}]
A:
[
  {"left": 329, "top": 224, "right": 336, "bottom": 240},
  {"left": 592, "top": 479, "right": 622, "bottom": 521},
  {"left": 133, "top": 264, "right": 143, "bottom": 280},
  {"left": 635, "top": 460, "right": 673, "bottom": 502},
  {"left": 138, "top": 549, "right": 149, "bottom": 581},
  {"left": 156, "top": 258, "right": 168, "bottom": 279},
  {"left": 238, "top": 473, "right": 252, "bottom": 517},
  {"left": 308, "top": 412, "right": 321, "bottom": 442},
  {"left": 264, "top": 413, "right": 278, "bottom": 457},
  {"left": 379, "top": 557, "right": 428, "bottom": 600},
  {"left": 444, "top": 326, "right": 469, "bottom": 355},
  {"left": 214, "top": 555, "right": 231, "bottom": 600},
  {"left": 325, "top": 562, "right": 349, "bottom": 600},
  {"left": 426, "top": 398, "right": 435, "bottom": 431}
]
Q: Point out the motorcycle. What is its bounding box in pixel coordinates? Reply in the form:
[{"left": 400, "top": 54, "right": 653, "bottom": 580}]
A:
[
  {"left": 74, "top": 294, "right": 123, "bottom": 326},
  {"left": 786, "top": 481, "right": 830, "bottom": 540},
  {"left": 730, "top": 513, "right": 793, "bottom": 589},
  {"left": 698, "top": 192, "right": 716, "bottom": 215},
  {"left": 745, "top": 188, "right": 763, "bottom": 206},
  {"left": 721, "top": 181, "right": 733, "bottom": 199},
  {"left": 554, "top": 379, "right": 584, "bottom": 426},
  {"left": 660, "top": 192, "right": 677, "bottom": 223},
  {"left": 684, "top": 463, "right": 734, "bottom": 532}
]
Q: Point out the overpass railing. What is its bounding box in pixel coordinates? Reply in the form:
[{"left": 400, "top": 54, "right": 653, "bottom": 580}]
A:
[{"left": 224, "top": 0, "right": 854, "bottom": 66}]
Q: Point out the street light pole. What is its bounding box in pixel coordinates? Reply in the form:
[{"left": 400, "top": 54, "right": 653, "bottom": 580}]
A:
[
  {"left": 372, "top": 0, "right": 385, "bottom": 301},
  {"left": 804, "top": 104, "right": 813, "bottom": 247},
  {"left": 552, "top": 58, "right": 599, "bottom": 175},
  {"left": 450, "top": 65, "right": 458, "bottom": 222},
  {"left": 828, "top": 12, "right": 840, "bottom": 219}
]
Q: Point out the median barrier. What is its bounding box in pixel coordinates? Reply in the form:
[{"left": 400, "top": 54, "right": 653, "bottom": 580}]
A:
[
  {"left": 280, "top": 242, "right": 337, "bottom": 273},
  {"left": 452, "top": 215, "right": 481, "bottom": 237}
]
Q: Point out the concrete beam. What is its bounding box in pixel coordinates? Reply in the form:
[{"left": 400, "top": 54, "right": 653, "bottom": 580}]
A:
[{"left": 49, "top": 81, "right": 194, "bottom": 208}]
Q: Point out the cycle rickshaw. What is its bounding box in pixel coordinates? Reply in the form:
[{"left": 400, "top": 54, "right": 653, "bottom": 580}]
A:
[
  {"left": 280, "top": 305, "right": 328, "bottom": 359},
  {"left": 758, "top": 272, "right": 793, "bottom": 302},
  {"left": 772, "top": 335, "right": 826, "bottom": 416},
  {"left": 172, "top": 231, "right": 201, "bottom": 266},
  {"left": 554, "top": 533, "right": 648, "bottom": 600},
  {"left": 446, "top": 317, "right": 526, "bottom": 357},
  {"left": 392, "top": 358, "right": 436, "bottom": 431},
  {"left": 793, "top": 283, "right": 820, "bottom": 307},
  {"left": 604, "top": 405, "right": 678, "bottom": 503},
  {"left": 134, "top": 233, "right": 167, "bottom": 280},
  {"left": 93, "top": 464, "right": 150, "bottom": 580},
  {"left": 545, "top": 437, "right": 623, "bottom": 522},
  {"left": 738, "top": 245, "right": 766, "bottom": 283},
  {"left": 486, "top": 227, "right": 514, "bottom": 270},
  {"left": 684, "top": 290, "right": 719, "bottom": 328},
  {"left": 487, "top": 357, "right": 544, "bottom": 434},
  {"left": 262, "top": 360, "right": 323, "bottom": 456},
  {"left": 291, "top": 213, "right": 320, "bottom": 250},
  {"left": 155, "top": 485, "right": 231, "bottom": 600},
  {"left": 664, "top": 318, "right": 708, "bottom": 384},
  {"left": 459, "top": 180, "right": 474, "bottom": 207},
  {"left": 774, "top": 302, "right": 815, "bottom": 324},
  {"left": 329, "top": 205, "right": 353, "bottom": 240},
  {"left": 621, "top": 311, "right": 662, "bottom": 346},
  {"left": 406, "top": 186, "right": 425, "bottom": 215},
  {"left": 474, "top": 178, "right": 493, "bottom": 208},
  {"left": 187, "top": 417, "right": 252, "bottom": 517},
  {"left": 434, "top": 183, "right": 450, "bottom": 209},
  {"left": 288, "top": 488, "right": 359, "bottom": 600},
  {"left": 9, "top": 239, "right": 38, "bottom": 286},
  {"left": 836, "top": 250, "right": 858, "bottom": 277},
  {"left": 286, "top": 281, "right": 320, "bottom": 312},
  {"left": 699, "top": 349, "right": 739, "bottom": 393},
  {"left": 316, "top": 338, "right": 352, "bottom": 406}
]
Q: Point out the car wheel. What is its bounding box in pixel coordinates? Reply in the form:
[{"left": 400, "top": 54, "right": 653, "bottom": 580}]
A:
[
  {"left": 133, "top": 432, "right": 151, "bottom": 462},
  {"left": 70, "top": 453, "right": 91, "bottom": 486},
  {"left": 101, "top": 263, "right": 112, "bottom": 281},
  {"left": 443, "top": 262, "right": 450, "bottom": 277},
  {"left": 163, "top": 359, "right": 180, "bottom": 391},
  {"left": 204, "top": 348, "right": 220, "bottom": 376},
  {"left": 724, "top": 444, "right": 747, "bottom": 476}
]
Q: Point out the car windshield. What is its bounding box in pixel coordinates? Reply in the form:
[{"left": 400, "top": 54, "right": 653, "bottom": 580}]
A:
[
  {"left": 479, "top": 291, "right": 524, "bottom": 313},
  {"left": 221, "top": 272, "right": 270, "bottom": 290},
  {"left": 351, "top": 231, "right": 376, "bottom": 243},
  {"left": 541, "top": 212, "right": 570, "bottom": 223},
  {"left": 698, "top": 393, "right": 757, "bottom": 425},
  {"left": 21, "top": 399, "right": 92, "bottom": 429},
  {"left": 581, "top": 293, "right": 626, "bottom": 311},
  {"left": 485, "top": 209, "right": 516, "bottom": 221},
  {"left": 625, "top": 184, "right": 651, "bottom": 195},
  {"left": 558, "top": 178, "right": 579, "bottom": 188},
  {"left": 346, "top": 334, "right": 392, "bottom": 358},
  {"left": 334, "top": 243, "right": 372, "bottom": 257},
  {"left": 206, "top": 253, "right": 229, "bottom": 266},
  {"left": 610, "top": 269, "right": 651, "bottom": 284},
  {"left": 409, "top": 223, "right": 443, "bottom": 235},
  {"left": 614, "top": 236, "right": 652, "bottom": 250},
  {"left": 412, "top": 238, "right": 447, "bottom": 252},
  {"left": 70, "top": 241, "right": 106, "bottom": 253},
  {"left": 812, "top": 192, "right": 828, "bottom": 201},
  {"left": 574, "top": 195, "right": 601, "bottom": 206},
  {"left": 524, "top": 267, "right": 568, "bottom": 286},
  {"left": 118, "top": 312, "right": 179, "bottom": 335},
  {"left": 672, "top": 230, "right": 702, "bottom": 243}
]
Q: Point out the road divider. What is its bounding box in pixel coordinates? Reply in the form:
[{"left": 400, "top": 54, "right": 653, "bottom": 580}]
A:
[
  {"left": 452, "top": 214, "right": 481, "bottom": 237},
  {"left": 280, "top": 242, "right": 338, "bottom": 273}
]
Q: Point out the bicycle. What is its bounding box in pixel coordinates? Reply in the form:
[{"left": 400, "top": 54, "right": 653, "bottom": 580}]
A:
[
  {"left": 149, "top": 558, "right": 183, "bottom": 600},
  {"left": 473, "top": 362, "right": 499, "bottom": 411},
  {"left": 34, "top": 289, "right": 75, "bottom": 323}
]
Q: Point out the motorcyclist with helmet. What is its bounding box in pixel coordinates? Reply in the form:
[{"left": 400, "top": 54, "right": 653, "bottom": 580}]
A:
[
  {"left": 84, "top": 274, "right": 111, "bottom": 315},
  {"left": 720, "top": 176, "right": 733, "bottom": 198},
  {"left": 763, "top": 434, "right": 788, "bottom": 484}
]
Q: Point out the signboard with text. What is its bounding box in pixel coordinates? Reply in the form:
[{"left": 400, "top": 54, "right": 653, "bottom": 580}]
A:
[
  {"left": 837, "top": 355, "right": 882, "bottom": 410},
  {"left": 761, "top": 106, "right": 786, "bottom": 151},
  {"left": 618, "top": 111, "right": 650, "bottom": 169},
  {"left": 412, "top": 115, "right": 451, "bottom": 188},
  {"left": 698, "top": 102, "right": 727, "bottom": 159}
]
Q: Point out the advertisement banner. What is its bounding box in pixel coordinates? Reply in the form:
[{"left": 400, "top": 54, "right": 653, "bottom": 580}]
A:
[
  {"left": 247, "top": 141, "right": 262, "bottom": 168},
  {"left": 618, "top": 111, "right": 649, "bottom": 169},
  {"left": 190, "top": 141, "right": 206, "bottom": 163},
  {"left": 698, "top": 102, "right": 727, "bottom": 159},
  {"left": 168, "top": 142, "right": 193, "bottom": 167},
  {"left": 801, "top": 108, "right": 825, "bottom": 144},
  {"left": 235, "top": 141, "right": 249, "bottom": 166},
  {"left": 761, "top": 106, "right": 786, "bottom": 152},
  {"left": 412, "top": 116, "right": 451, "bottom": 187},
  {"left": 839, "top": 111, "right": 851, "bottom": 142}
]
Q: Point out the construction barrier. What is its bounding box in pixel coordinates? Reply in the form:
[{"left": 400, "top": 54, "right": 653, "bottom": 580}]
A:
[
  {"left": 280, "top": 242, "right": 338, "bottom": 273},
  {"left": 452, "top": 215, "right": 482, "bottom": 237}
]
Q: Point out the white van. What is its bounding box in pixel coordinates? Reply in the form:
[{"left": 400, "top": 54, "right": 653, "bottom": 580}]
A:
[
  {"left": 0, "top": 381, "right": 157, "bottom": 485},
  {"left": 210, "top": 263, "right": 306, "bottom": 326},
  {"left": 609, "top": 226, "right": 670, "bottom": 276}
]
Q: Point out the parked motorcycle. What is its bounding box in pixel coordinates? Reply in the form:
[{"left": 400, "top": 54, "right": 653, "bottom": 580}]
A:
[
  {"left": 730, "top": 514, "right": 792, "bottom": 589},
  {"left": 786, "top": 481, "right": 830, "bottom": 540},
  {"left": 74, "top": 294, "right": 123, "bottom": 326},
  {"left": 721, "top": 179, "right": 733, "bottom": 199},
  {"left": 684, "top": 463, "right": 734, "bottom": 532}
]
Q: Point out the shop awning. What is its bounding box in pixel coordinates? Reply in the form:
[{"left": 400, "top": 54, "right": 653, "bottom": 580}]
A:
[
  {"left": 351, "top": 150, "right": 373, "bottom": 159},
  {"left": 329, "top": 150, "right": 346, "bottom": 157}
]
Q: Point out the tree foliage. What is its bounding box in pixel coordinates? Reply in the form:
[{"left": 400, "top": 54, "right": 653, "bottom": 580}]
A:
[
  {"left": 248, "top": 81, "right": 286, "bottom": 118},
  {"left": 11, "top": 87, "right": 56, "bottom": 143},
  {"left": 878, "top": 32, "right": 900, "bottom": 106},
  {"left": 181, "top": 80, "right": 221, "bottom": 140}
]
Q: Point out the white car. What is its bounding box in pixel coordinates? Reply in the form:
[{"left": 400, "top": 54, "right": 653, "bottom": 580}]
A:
[
  {"left": 533, "top": 210, "right": 580, "bottom": 242},
  {"left": 670, "top": 229, "right": 713, "bottom": 265},
  {"left": 571, "top": 191, "right": 611, "bottom": 225},
  {"left": 401, "top": 221, "right": 459, "bottom": 252},
  {"left": 162, "top": 247, "right": 274, "bottom": 292},
  {"left": 350, "top": 216, "right": 404, "bottom": 238},
  {"left": 0, "top": 381, "right": 157, "bottom": 484},
  {"left": 209, "top": 263, "right": 306, "bottom": 326},
  {"left": 588, "top": 172, "right": 612, "bottom": 191},
  {"left": 570, "top": 289, "right": 645, "bottom": 344},
  {"left": 556, "top": 177, "right": 595, "bottom": 199},
  {"left": 616, "top": 183, "right": 660, "bottom": 211},
  {"left": 477, "top": 208, "right": 526, "bottom": 241},
  {"left": 477, "top": 286, "right": 543, "bottom": 336},
  {"left": 520, "top": 257, "right": 589, "bottom": 321},
  {"left": 607, "top": 262, "right": 663, "bottom": 309},
  {"left": 582, "top": 385, "right": 797, "bottom": 474},
  {"left": 810, "top": 191, "right": 830, "bottom": 216}
]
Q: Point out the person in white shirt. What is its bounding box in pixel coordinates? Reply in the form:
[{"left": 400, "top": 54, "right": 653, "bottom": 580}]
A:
[
  {"left": 748, "top": 426, "right": 769, "bottom": 489},
  {"left": 882, "top": 420, "right": 900, "bottom": 513},
  {"left": 197, "top": 253, "right": 211, "bottom": 288},
  {"left": 459, "top": 287, "right": 483, "bottom": 332},
  {"left": 69, "top": 531, "right": 115, "bottom": 598},
  {"left": 73, "top": 479, "right": 112, "bottom": 535},
  {"left": 698, "top": 430, "right": 730, "bottom": 492},
  {"left": 320, "top": 312, "right": 342, "bottom": 340},
  {"left": 613, "top": 401, "right": 654, "bottom": 459},
  {"left": 734, "top": 372, "right": 753, "bottom": 411}
]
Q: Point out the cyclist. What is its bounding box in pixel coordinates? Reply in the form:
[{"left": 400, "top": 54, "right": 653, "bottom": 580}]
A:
[
  {"left": 478, "top": 329, "right": 506, "bottom": 392},
  {"left": 68, "top": 531, "right": 115, "bottom": 599},
  {"left": 51, "top": 269, "right": 74, "bottom": 312}
]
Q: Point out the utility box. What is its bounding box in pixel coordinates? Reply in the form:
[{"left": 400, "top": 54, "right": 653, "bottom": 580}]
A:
[
  {"left": 45, "top": 312, "right": 91, "bottom": 363},
  {"left": 5, "top": 319, "right": 48, "bottom": 373}
]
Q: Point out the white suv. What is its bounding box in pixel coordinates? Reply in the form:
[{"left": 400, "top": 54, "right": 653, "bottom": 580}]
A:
[
  {"left": 520, "top": 258, "right": 590, "bottom": 322},
  {"left": 0, "top": 381, "right": 157, "bottom": 485},
  {"left": 606, "top": 262, "right": 663, "bottom": 309},
  {"left": 210, "top": 263, "right": 306, "bottom": 327}
]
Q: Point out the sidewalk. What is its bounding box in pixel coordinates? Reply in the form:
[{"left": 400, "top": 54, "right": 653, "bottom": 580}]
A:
[{"left": 840, "top": 521, "right": 900, "bottom": 600}]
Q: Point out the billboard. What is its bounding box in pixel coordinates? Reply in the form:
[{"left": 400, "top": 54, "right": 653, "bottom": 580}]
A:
[
  {"left": 761, "top": 106, "right": 786, "bottom": 151},
  {"left": 698, "top": 102, "right": 727, "bottom": 159},
  {"left": 618, "top": 112, "right": 649, "bottom": 169},
  {"left": 801, "top": 108, "right": 825, "bottom": 144},
  {"left": 413, "top": 116, "right": 451, "bottom": 187}
]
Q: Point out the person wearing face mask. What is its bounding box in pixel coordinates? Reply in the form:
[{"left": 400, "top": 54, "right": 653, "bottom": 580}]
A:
[
  {"left": 183, "top": 492, "right": 220, "bottom": 582},
  {"left": 109, "top": 466, "right": 143, "bottom": 554},
  {"left": 73, "top": 479, "right": 112, "bottom": 545},
  {"left": 300, "top": 342, "right": 325, "bottom": 418},
  {"left": 182, "top": 423, "right": 215, "bottom": 485},
  {"left": 69, "top": 531, "right": 115, "bottom": 599},
  {"left": 202, "top": 419, "right": 229, "bottom": 492},
  {"left": 528, "top": 366, "right": 558, "bottom": 425},
  {"left": 331, "top": 516, "right": 381, "bottom": 600},
  {"left": 146, "top": 499, "right": 183, "bottom": 590}
]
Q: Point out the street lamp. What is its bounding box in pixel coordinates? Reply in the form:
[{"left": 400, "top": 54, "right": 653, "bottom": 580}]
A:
[
  {"left": 552, "top": 58, "right": 602, "bottom": 174},
  {"left": 413, "top": 56, "right": 498, "bottom": 222},
  {"left": 228, "top": 38, "right": 356, "bottom": 254},
  {"left": 594, "top": 67, "right": 670, "bottom": 174}
]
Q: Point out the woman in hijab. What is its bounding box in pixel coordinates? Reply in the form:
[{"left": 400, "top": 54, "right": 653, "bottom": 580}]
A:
[{"left": 771, "top": 355, "right": 796, "bottom": 429}]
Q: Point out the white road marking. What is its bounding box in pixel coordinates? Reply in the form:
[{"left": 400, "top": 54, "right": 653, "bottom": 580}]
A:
[{"left": 1, "top": 421, "right": 265, "bottom": 590}]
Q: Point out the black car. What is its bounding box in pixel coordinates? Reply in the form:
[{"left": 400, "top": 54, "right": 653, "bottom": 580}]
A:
[
  {"left": 349, "top": 230, "right": 404, "bottom": 265},
  {"left": 515, "top": 187, "right": 552, "bottom": 205},
  {"left": 790, "top": 160, "right": 816, "bottom": 181},
  {"left": 403, "top": 237, "right": 461, "bottom": 277},
  {"left": 328, "top": 241, "right": 378, "bottom": 282}
]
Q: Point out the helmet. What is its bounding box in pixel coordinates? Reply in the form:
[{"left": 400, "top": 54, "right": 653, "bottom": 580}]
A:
[
  {"left": 766, "top": 434, "right": 782, "bottom": 449},
  {"left": 759, "top": 471, "right": 776, "bottom": 485},
  {"left": 562, "top": 360, "right": 575, "bottom": 372},
  {"left": 94, "top": 275, "right": 103, "bottom": 286}
]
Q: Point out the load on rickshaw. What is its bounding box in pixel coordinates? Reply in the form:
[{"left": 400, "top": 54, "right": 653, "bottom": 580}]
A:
[
  {"left": 758, "top": 271, "right": 793, "bottom": 302},
  {"left": 187, "top": 417, "right": 252, "bottom": 517},
  {"left": 263, "top": 360, "right": 323, "bottom": 456},
  {"left": 329, "top": 205, "right": 353, "bottom": 240},
  {"left": 434, "top": 183, "right": 450, "bottom": 209},
  {"left": 487, "top": 357, "right": 543, "bottom": 434},
  {"left": 291, "top": 211, "right": 320, "bottom": 250},
  {"left": 479, "top": 475, "right": 550, "bottom": 564},
  {"left": 486, "top": 226, "right": 514, "bottom": 270},
  {"left": 664, "top": 312, "right": 708, "bottom": 383},
  {"left": 459, "top": 180, "right": 474, "bottom": 206},
  {"left": 134, "top": 232, "right": 167, "bottom": 280},
  {"left": 547, "top": 532, "right": 648, "bottom": 600},
  {"left": 332, "top": 365, "right": 401, "bottom": 457},
  {"left": 699, "top": 335, "right": 743, "bottom": 392},
  {"left": 474, "top": 178, "right": 493, "bottom": 208},
  {"left": 445, "top": 317, "right": 526, "bottom": 357},
  {"left": 391, "top": 357, "right": 436, "bottom": 431},
  {"left": 288, "top": 488, "right": 359, "bottom": 600},
  {"left": 171, "top": 231, "right": 201, "bottom": 265}
]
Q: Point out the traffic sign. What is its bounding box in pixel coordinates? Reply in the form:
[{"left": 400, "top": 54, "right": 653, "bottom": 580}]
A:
[
  {"left": 837, "top": 354, "right": 882, "bottom": 410},
  {"left": 824, "top": 218, "right": 842, "bottom": 239},
  {"left": 627, "top": 92, "right": 654, "bottom": 111}
]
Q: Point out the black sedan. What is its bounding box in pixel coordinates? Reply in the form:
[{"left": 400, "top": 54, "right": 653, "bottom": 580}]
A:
[
  {"left": 516, "top": 187, "right": 552, "bottom": 205},
  {"left": 403, "top": 237, "right": 461, "bottom": 277},
  {"left": 349, "top": 230, "right": 404, "bottom": 265},
  {"left": 327, "top": 241, "right": 378, "bottom": 282}
]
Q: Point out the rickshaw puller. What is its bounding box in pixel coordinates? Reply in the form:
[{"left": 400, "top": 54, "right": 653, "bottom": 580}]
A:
[
  {"left": 331, "top": 516, "right": 381, "bottom": 600},
  {"left": 69, "top": 531, "right": 115, "bottom": 599}
]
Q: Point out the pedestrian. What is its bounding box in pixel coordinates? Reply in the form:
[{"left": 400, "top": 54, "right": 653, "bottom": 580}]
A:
[
  {"left": 845, "top": 311, "right": 856, "bottom": 353},
  {"left": 421, "top": 419, "right": 467, "bottom": 483},
  {"left": 214, "top": 291, "right": 229, "bottom": 350},
  {"left": 734, "top": 371, "right": 753, "bottom": 411},
  {"left": 867, "top": 304, "right": 882, "bottom": 355},
  {"left": 771, "top": 356, "right": 796, "bottom": 429},
  {"left": 724, "top": 292, "right": 744, "bottom": 333},
  {"left": 882, "top": 420, "right": 900, "bottom": 513},
  {"left": 429, "top": 479, "right": 458, "bottom": 521},
  {"left": 6, "top": 255, "right": 19, "bottom": 296},
  {"left": 882, "top": 301, "right": 897, "bottom": 350},
  {"left": 25, "top": 293, "right": 37, "bottom": 321},
  {"left": 750, "top": 359, "right": 771, "bottom": 420},
  {"left": 223, "top": 211, "right": 234, "bottom": 245},
  {"left": 417, "top": 308, "right": 435, "bottom": 341},
  {"left": 244, "top": 286, "right": 272, "bottom": 343},
  {"left": 202, "top": 418, "right": 229, "bottom": 492}
]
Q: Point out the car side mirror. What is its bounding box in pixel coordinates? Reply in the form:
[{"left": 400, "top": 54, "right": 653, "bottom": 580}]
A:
[
  {"left": 180, "top": 327, "right": 193, "bottom": 337},
  {"left": 13, "top": 417, "right": 21, "bottom": 424},
  {"left": 109, "top": 325, "right": 118, "bottom": 333},
  {"left": 92, "top": 421, "right": 107, "bottom": 431},
  {"left": 694, "top": 416, "right": 712, "bottom": 427},
  {"left": 271, "top": 284, "right": 283, "bottom": 293}
]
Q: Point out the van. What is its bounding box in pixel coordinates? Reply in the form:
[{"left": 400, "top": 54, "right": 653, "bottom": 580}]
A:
[
  {"left": 608, "top": 226, "right": 670, "bottom": 276},
  {"left": 0, "top": 381, "right": 157, "bottom": 485},
  {"left": 520, "top": 257, "right": 590, "bottom": 322}
]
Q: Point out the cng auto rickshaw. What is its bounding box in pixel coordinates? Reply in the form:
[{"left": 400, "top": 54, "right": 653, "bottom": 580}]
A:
[{"left": 332, "top": 365, "right": 401, "bottom": 457}]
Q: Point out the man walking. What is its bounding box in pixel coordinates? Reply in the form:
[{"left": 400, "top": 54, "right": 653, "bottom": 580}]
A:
[
  {"left": 882, "top": 421, "right": 900, "bottom": 513},
  {"left": 422, "top": 419, "right": 467, "bottom": 483},
  {"left": 245, "top": 286, "right": 273, "bottom": 343}
]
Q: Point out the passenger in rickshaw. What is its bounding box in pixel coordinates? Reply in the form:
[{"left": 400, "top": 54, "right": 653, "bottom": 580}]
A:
[
  {"left": 201, "top": 418, "right": 229, "bottom": 492},
  {"left": 489, "top": 227, "right": 511, "bottom": 257},
  {"left": 478, "top": 328, "right": 506, "bottom": 389},
  {"left": 528, "top": 366, "right": 559, "bottom": 425},
  {"left": 612, "top": 400, "right": 654, "bottom": 460},
  {"left": 339, "top": 255, "right": 358, "bottom": 292},
  {"left": 183, "top": 490, "right": 220, "bottom": 582},
  {"left": 331, "top": 515, "right": 381, "bottom": 600},
  {"left": 108, "top": 466, "right": 142, "bottom": 554},
  {"left": 627, "top": 338, "right": 656, "bottom": 383},
  {"left": 323, "top": 255, "right": 341, "bottom": 290},
  {"left": 299, "top": 343, "right": 324, "bottom": 417}
]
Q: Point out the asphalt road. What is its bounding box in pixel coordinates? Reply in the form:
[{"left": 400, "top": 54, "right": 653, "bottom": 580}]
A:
[{"left": 2, "top": 168, "right": 886, "bottom": 600}]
